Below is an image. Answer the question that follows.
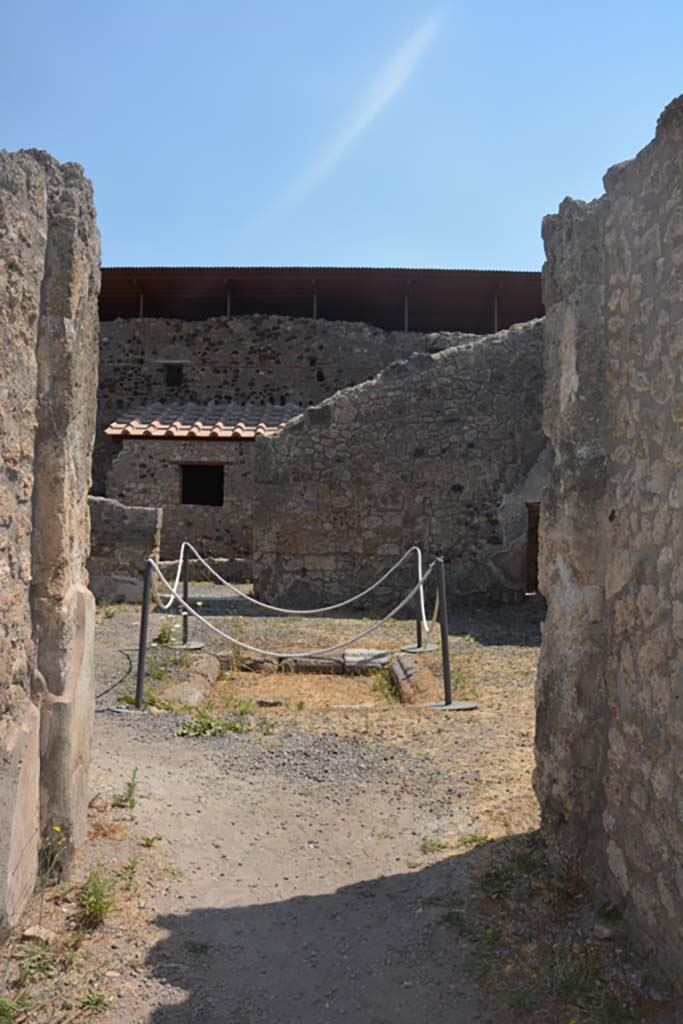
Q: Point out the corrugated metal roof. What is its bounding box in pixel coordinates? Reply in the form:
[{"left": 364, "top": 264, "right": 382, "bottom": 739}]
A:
[
  {"left": 105, "top": 401, "right": 302, "bottom": 440},
  {"left": 100, "top": 265, "right": 544, "bottom": 332}
]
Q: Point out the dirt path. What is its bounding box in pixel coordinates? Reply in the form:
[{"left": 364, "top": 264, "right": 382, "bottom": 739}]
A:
[
  {"left": 93, "top": 712, "right": 494, "bottom": 1023},
  {"left": 5, "top": 598, "right": 678, "bottom": 1021},
  {"left": 2, "top": 598, "right": 543, "bottom": 1022}
]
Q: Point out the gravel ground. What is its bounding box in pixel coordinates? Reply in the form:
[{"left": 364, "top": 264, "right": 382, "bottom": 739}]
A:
[{"left": 2, "top": 588, "right": 545, "bottom": 1023}]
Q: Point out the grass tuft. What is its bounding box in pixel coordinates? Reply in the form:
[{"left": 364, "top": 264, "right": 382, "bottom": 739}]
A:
[
  {"left": 421, "top": 837, "right": 449, "bottom": 855},
  {"left": 112, "top": 768, "right": 139, "bottom": 810},
  {"left": 77, "top": 868, "right": 116, "bottom": 928}
]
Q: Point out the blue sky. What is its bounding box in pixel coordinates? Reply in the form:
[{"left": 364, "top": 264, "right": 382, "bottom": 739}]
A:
[{"left": 3, "top": 1, "right": 682, "bottom": 269}]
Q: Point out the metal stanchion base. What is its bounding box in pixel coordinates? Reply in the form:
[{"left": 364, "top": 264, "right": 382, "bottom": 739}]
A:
[
  {"left": 423, "top": 700, "right": 479, "bottom": 711},
  {"left": 168, "top": 641, "right": 205, "bottom": 651},
  {"left": 401, "top": 642, "right": 439, "bottom": 653}
]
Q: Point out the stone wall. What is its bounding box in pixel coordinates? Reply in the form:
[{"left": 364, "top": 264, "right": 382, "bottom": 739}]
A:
[
  {"left": 0, "top": 150, "right": 100, "bottom": 931},
  {"left": 97, "top": 317, "right": 478, "bottom": 557},
  {"left": 88, "top": 497, "right": 162, "bottom": 603},
  {"left": 106, "top": 439, "right": 257, "bottom": 558},
  {"left": 252, "top": 319, "right": 547, "bottom": 607},
  {"left": 534, "top": 96, "right": 683, "bottom": 983}
]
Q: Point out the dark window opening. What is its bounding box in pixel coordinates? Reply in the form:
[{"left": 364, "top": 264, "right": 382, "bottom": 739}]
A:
[
  {"left": 165, "top": 363, "right": 184, "bottom": 387},
  {"left": 181, "top": 464, "right": 224, "bottom": 507},
  {"left": 526, "top": 503, "right": 540, "bottom": 593}
]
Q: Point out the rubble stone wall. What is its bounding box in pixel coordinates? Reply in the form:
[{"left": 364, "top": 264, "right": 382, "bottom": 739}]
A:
[
  {"left": 106, "top": 439, "right": 257, "bottom": 558},
  {"left": 252, "top": 319, "right": 547, "bottom": 607},
  {"left": 0, "top": 150, "right": 100, "bottom": 932},
  {"left": 88, "top": 497, "right": 162, "bottom": 603},
  {"left": 97, "top": 318, "right": 479, "bottom": 557},
  {"left": 534, "top": 96, "right": 683, "bottom": 983}
]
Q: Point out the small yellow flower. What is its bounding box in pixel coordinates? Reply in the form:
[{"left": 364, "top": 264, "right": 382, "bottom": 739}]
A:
[{"left": 52, "top": 825, "right": 61, "bottom": 832}]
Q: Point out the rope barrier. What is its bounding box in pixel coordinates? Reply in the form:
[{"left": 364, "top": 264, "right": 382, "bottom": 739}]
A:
[
  {"left": 169, "top": 541, "right": 426, "bottom": 617},
  {"left": 148, "top": 557, "right": 437, "bottom": 659}
]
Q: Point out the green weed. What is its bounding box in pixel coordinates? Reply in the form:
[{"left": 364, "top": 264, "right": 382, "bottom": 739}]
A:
[
  {"left": 464, "top": 926, "right": 502, "bottom": 981},
  {"left": 0, "top": 997, "right": 27, "bottom": 1022},
  {"left": 17, "top": 942, "right": 56, "bottom": 987},
  {"left": 458, "top": 833, "right": 489, "bottom": 848},
  {"left": 176, "top": 710, "right": 247, "bottom": 737},
  {"left": 547, "top": 947, "right": 602, "bottom": 1001},
  {"left": 479, "top": 865, "right": 514, "bottom": 901},
  {"left": 77, "top": 868, "right": 116, "bottom": 928},
  {"left": 112, "top": 768, "right": 139, "bottom": 810},
  {"left": 79, "top": 991, "right": 107, "bottom": 1013},
  {"left": 153, "top": 619, "right": 174, "bottom": 645},
  {"left": 117, "top": 857, "right": 139, "bottom": 892},
  {"left": 372, "top": 667, "right": 398, "bottom": 702},
  {"left": 38, "top": 826, "right": 68, "bottom": 883},
  {"left": 421, "top": 837, "right": 449, "bottom": 855}
]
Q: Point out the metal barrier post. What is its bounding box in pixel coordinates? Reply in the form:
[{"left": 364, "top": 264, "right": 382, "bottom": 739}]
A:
[
  {"left": 414, "top": 550, "right": 423, "bottom": 651},
  {"left": 436, "top": 557, "right": 453, "bottom": 706},
  {"left": 135, "top": 560, "right": 153, "bottom": 710},
  {"left": 182, "top": 548, "right": 190, "bottom": 645}
]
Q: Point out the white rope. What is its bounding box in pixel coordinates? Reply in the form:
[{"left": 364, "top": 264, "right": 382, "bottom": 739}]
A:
[
  {"left": 156, "top": 556, "right": 185, "bottom": 611},
  {"left": 172, "top": 541, "right": 425, "bottom": 616},
  {"left": 148, "top": 557, "right": 436, "bottom": 659}
]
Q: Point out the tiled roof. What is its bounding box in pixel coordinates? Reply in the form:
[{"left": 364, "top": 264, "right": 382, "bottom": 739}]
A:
[{"left": 105, "top": 401, "right": 302, "bottom": 440}]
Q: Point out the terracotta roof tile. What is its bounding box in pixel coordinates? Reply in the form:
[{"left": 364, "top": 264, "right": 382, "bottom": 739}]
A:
[{"left": 105, "top": 401, "right": 302, "bottom": 440}]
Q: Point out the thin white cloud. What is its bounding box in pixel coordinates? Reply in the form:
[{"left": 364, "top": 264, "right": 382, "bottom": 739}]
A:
[{"left": 284, "top": 10, "right": 443, "bottom": 207}]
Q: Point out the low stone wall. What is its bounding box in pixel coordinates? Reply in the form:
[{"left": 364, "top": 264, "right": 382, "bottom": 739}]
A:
[
  {"left": 0, "top": 150, "right": 99, "bottom": 931},
  {"left": 535, "top": 95, "right": 683, "bottom": 984},
  {"left": 88, "top": 497, "right": 162, "bottom": 603},
  {"left": 252, "top": 319, "right": 547, "bottom": 608},
  {"left": 159, "top": 556, "right": 252, "bottom": 585}
]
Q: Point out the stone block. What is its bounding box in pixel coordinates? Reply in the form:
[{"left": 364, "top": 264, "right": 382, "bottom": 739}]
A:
[{"left": 0, "top": 699, "right": 40, "bottom": 937}]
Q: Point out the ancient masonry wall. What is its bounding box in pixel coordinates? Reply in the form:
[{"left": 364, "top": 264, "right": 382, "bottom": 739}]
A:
[
  {"left": 106, "top": 439, "right": 256, "bottom": 558},
  {"left": 98, "top": 318, "right": 479, "bottom": 558},
  {"left": 534, "top": 96, "right": 683, "bottom": 983},
  {"left": 252, "top": 319, "right": 547, "bottom": 607},
  {"left": 0, "top": 150, "right": 100, "bottom": 932},
  {"left": 88, "top": 497, "right": 162, "bottom": 603}
]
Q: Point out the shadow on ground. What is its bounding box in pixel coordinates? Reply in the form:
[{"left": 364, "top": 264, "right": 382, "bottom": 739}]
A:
[
  {"left": 145, "top": 842, "right": 501, "bottom": 1024},
  {"left": 154, "top": 591, "right": 544, "bottom": 648}
]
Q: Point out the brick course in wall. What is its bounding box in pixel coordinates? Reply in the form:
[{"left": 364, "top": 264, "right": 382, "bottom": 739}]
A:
[
  {"left": 252, "top": 319, "right": 547, "bottom": 608},
  {"left": 535, "top": 95, "right": 683, "bottom": 984}
]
